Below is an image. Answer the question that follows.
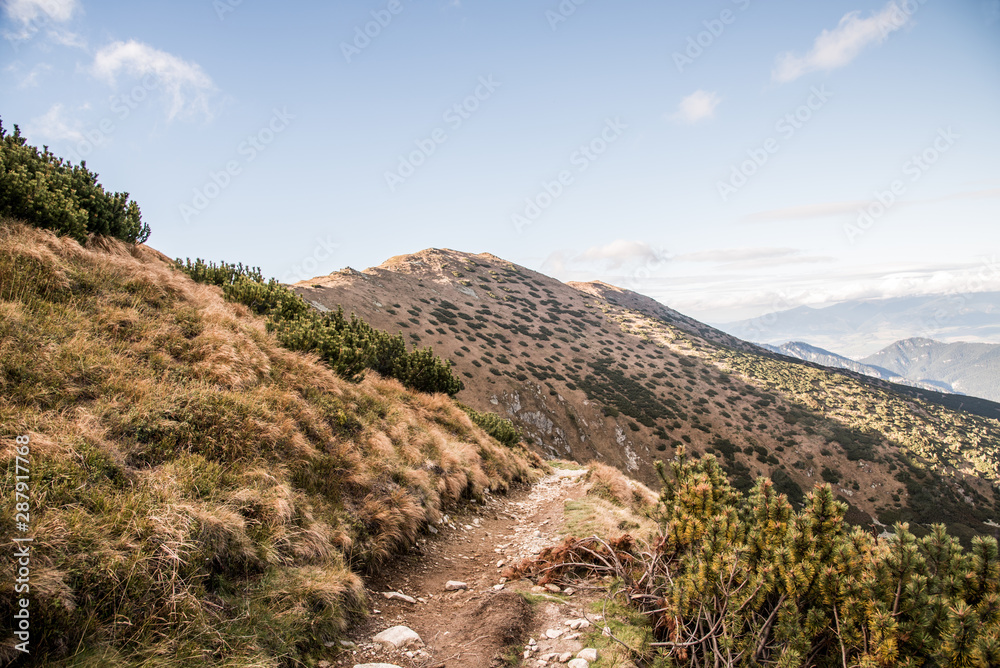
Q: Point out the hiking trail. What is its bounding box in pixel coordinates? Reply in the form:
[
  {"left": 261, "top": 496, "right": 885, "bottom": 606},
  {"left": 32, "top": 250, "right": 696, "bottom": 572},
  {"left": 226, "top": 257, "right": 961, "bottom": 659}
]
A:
[{"left": 328, "top": 466, "right": 607, "bottom": 668}]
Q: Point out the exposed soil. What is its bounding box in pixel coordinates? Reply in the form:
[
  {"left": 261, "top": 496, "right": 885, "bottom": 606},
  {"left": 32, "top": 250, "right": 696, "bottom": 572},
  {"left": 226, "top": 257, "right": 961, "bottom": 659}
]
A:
[{"left": 328, "top": 467, "right": 597, "bottom": 668}]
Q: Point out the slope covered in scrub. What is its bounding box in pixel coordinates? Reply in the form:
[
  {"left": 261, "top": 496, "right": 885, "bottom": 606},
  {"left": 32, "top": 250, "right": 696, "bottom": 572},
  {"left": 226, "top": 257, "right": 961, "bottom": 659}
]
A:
[
  {"left": 0, "top": 220, "right": 539, "bottom": 666},
  {"left": 294, "top": 248, "right": 1000, "bottom": 541}
]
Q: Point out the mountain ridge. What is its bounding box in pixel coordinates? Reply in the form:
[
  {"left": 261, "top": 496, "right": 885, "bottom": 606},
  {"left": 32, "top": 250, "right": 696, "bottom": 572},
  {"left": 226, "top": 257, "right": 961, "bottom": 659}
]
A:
[
  {"left": 293, "top": 247, "right": 1000, "bottom": 541},
  {"left": 862, "top": 337, "right": 1000, "bottom": 402}
]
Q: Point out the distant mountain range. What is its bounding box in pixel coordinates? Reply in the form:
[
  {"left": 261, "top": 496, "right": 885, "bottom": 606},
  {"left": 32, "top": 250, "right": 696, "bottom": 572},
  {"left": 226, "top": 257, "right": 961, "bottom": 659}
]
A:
[
  {"left": 718, "top": 292, "right": 1000, "bottom": 358},
  {"left": 760, "top": 338, "right": 1000, "bottom": 403},
  {"left": 862, "top": 338, "right": 1000, "bottom": 402}
]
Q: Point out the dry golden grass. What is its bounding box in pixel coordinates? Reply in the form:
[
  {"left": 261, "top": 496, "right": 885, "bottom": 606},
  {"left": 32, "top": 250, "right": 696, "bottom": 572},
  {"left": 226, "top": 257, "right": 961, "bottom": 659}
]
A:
[
  {"left": 585, "top": 461, "right": 659, "bottom": 514},
  {"left": 561, "top": 463, "right": 659, "bottom": 541},
  {"left": 0, "top": 220, "right": 539, "bottom": 665}
]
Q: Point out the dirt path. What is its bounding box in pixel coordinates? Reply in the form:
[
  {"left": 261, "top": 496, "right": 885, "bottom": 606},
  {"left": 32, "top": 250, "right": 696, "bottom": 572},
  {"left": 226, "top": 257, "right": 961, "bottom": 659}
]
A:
[{"left": 329, "top": 466, "right": 601, "bottom": 668}]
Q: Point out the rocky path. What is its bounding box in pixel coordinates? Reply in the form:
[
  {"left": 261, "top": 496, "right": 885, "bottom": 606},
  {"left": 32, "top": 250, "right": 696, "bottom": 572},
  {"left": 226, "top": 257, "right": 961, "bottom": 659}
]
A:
[{"left": 328, "top": 466, "right": 606, "bottom": 668}]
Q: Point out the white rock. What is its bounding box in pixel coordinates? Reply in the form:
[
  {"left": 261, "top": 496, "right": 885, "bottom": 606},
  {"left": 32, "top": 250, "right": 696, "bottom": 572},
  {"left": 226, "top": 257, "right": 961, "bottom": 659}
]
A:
[
  {"left": 354, "top": 664, "right": 404, "bottom": 668},
  {"left": 544, "top": 584, "right": 561, "bottom": 593},
  {"left": 545, "top": 628, "right": 564, "bottom": 639},
  {"left": 567, "top": 660, "right": 589, "bottom": 668},
  {"left": 493, "top": 584, "right": 505, "bottom": 590},
  {"left": 372, "top": 626, "right": 422, "bottom": 650},
  {"left": 445, "top": 580, "right": 468, "bottom": 591},
  {"left": 381, "top": 591, "right": 416, "bottom": 604},
  {"left": 559, "top": 651, "right": 573, "bottom": 662},
  {"left": 578, "top": 648, "right": 600, "bottom": 661}
]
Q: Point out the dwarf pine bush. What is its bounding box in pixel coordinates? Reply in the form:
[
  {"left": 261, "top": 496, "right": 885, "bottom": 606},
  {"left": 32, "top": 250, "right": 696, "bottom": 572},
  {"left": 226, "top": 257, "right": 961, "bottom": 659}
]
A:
[
  {"left": 458, "top": 402, "right": 523, "bottom": 448},
  {"left": 0, "top": 119, "right": 149, "bottom": 244},
  {"left": 636, "top": 450, "right": 1000, "bottom": 667}
]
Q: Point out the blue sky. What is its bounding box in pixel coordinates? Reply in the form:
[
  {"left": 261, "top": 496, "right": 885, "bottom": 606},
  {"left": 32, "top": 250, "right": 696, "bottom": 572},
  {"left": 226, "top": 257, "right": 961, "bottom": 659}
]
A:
[{"left": 2, "top": 0, "right": 999, "bottom": 322}]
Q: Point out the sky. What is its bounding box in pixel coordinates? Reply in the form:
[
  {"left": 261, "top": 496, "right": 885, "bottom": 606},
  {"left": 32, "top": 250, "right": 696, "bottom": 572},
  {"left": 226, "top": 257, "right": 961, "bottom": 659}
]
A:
[{"left": 2, "top": 0, "right": 999, "bottom": 324}]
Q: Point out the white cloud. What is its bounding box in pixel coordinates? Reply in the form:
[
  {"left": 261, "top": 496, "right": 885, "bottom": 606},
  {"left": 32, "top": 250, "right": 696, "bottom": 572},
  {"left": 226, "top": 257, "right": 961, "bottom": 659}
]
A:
[
  {"left": 745, "top": 188, "right": 1000, "bottom": 223},
  {"left": 743, "top": 200, "right": 869, "bottom": 222},
  {"left": 25, "top": 103, "right": 85, "bottom": 143},
  {"left": 673, "top": 247, "right": 835, "bottom": 271},
  {"left": 91, "top": 40, "right": 217, "bottom": 121},
  {"left": 538, "top": 241, "right": 672, "bottom": 293},
  {"left": 47, "top": 26, "right": 85, "bottom": 47},
  {"left": 619, "top": 257, "right": 1000, "bottom": 325},
  {"left": 4, "top": 0, "right": 78, "bottom": 23},
  {"left": 675, "top": 247, "right": 801, "bottom": 263},
  {"left": 3, "top": 0, "right": 81, "bottom": 42},
  {"left": 668, "top": 90, "right": 721, "bottom": 124},
  {"left": 576, "top": 240, "right": 671, "bottom": 269},
  {"left": 772, "top": 2, "right": 913, "bottom": 83}
]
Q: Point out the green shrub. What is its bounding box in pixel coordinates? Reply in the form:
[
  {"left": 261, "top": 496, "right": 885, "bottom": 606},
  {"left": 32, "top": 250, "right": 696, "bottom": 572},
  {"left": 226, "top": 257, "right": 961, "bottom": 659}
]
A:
[
  {"left": 0, "top": 119, "right": 149, "bottom": 244},
  {"left": 457, "top": 403, "right": 522, "bottom": 448},
  {"left": 636, "top": 451, "right": 1000, "bottom": 666}
]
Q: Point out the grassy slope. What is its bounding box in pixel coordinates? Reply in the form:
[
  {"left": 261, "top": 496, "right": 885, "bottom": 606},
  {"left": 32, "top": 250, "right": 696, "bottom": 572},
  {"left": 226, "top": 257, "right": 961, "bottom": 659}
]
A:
[{"left": 0, "top": 221, "right": 540, "bottom": 666}]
